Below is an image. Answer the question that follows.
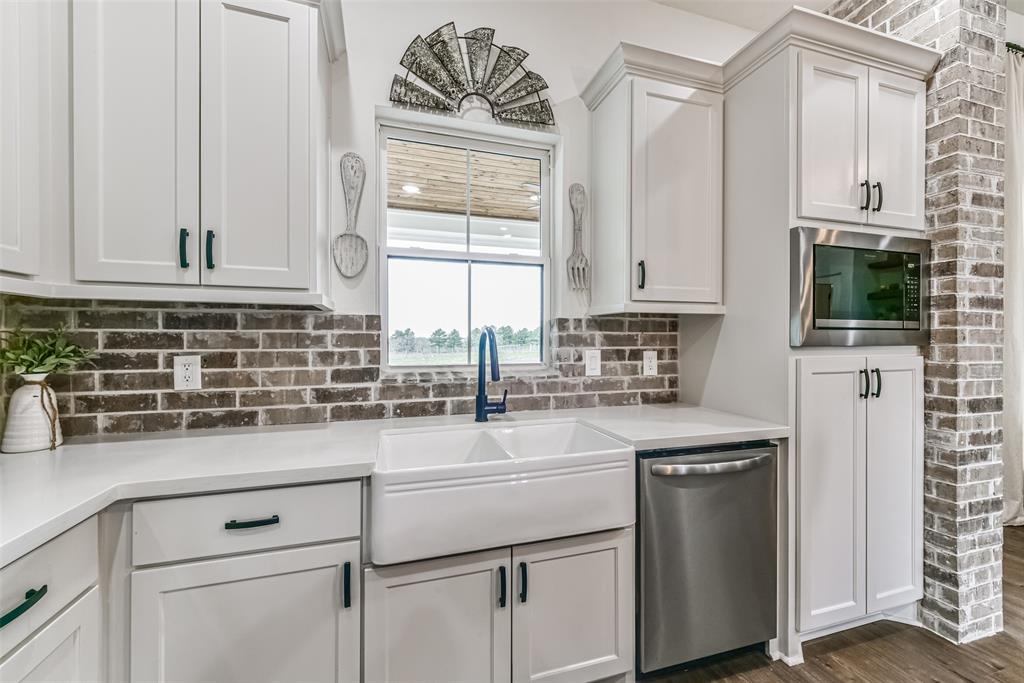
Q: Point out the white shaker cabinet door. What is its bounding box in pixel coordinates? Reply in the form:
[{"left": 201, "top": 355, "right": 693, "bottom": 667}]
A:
[
  {"left": 511, "top": 529, "right": 633, "bottom": 683},
  {"left": 867, "top": 69, "right": 926, "bottom": 230},
  {"left": 72, "top": 0, "right": 200, "bottom": 285},
  {"left": 0, "top": 588, "right": 100, "bottom": 683},
  {"left": 797, "top": 51, "right": 869, "bottom": 225},
  {"left": 866, "top": 354, "right": 924, "bottom": 612},
  {"left": 796, "top": 355, "right": 868, "bottom": 631},
  {"left": 199, "top": 0, "right": 312, "bottom": 289},
  {"left": 630, "top": 78, "right": 722, "bottom": 304},
  {"left": 0, "top": 0, "right": 43, "bottom": 276},
  {"left": 364, "top": 549, "right": 512, "bottom": 683},
  {"left": 131, "top": 541, "right": 361, "bottom": 683}
]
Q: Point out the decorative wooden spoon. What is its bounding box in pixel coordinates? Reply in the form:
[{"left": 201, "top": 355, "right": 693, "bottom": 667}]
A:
[{"left": 333, "top": 153, "right": 368, "bottom": 278}]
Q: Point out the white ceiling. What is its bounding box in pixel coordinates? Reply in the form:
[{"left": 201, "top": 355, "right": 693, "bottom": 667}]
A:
[
  {"left": 1010, "top": 0, "right": 1024, "bottom": 15},
  {"left": 653, "top": 1, "right": 834, "bottom": 32}
]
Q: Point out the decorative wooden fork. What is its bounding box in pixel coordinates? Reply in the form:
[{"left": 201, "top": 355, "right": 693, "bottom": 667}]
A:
[{"left": 567, "top": 183, "right": 590, "bottom": 291}]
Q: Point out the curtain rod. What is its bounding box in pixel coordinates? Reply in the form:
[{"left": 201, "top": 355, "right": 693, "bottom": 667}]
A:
[{"left": 1009, "top": 41, "right": 1024, "bottom": 55}]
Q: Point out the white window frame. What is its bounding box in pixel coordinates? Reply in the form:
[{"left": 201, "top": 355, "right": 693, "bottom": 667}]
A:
[{"left": 377, "top": 121, "right": 553, "bottom": 372}]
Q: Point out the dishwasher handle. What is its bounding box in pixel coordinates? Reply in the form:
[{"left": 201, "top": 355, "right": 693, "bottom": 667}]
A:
[{"left": 650, "top": 452, "right": 774, "bottom": 477}]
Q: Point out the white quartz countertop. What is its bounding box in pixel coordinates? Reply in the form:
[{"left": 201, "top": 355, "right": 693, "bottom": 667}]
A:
[{"left": 0, "top": 403, "right": 787, "bottom": 566}]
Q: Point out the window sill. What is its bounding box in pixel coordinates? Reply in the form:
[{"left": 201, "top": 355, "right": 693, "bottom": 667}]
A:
[{"left": 379, "top": 364, "right": 559, "bottom": 384}]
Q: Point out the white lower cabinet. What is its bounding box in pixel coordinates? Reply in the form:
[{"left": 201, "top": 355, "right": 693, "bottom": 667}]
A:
[
  {"left": 796, "top": 354, "right": 923, "bottom": 633},
  {"left": 364, "top": 547, "right": 511, "bottom": 683},
  {"left": 130, "top": 540, "right": 360, "bottom": 683},
  {"left": 511, "top": 530, "right": 633, "bottom": 683},
  {"left": 364, "top": 529, "right": 634, "bottom": 683},
  {"left": 0, "top": 587, "right": 101, "bottom": 683}
]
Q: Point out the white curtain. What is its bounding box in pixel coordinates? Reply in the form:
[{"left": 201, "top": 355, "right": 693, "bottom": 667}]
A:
[{"left": 1004, "top": 50, "right": 1024, "bottom": 525}]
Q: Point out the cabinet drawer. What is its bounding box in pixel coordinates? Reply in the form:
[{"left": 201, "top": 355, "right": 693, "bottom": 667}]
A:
[
  {"left": 132, "top": 481, "right": 360, "bottom": 566},
  {"left": 0, "top": 517, "right": 98, "bottom": 659}
]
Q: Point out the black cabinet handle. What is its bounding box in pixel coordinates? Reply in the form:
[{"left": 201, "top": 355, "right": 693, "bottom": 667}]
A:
[
  {"left": 342, "top": 561, "right": 352, "bottom": 608},
  {"left": 178, "top": 228, "right": 190, "bottom": 269},
  {"left": 0, "top": 585, "right": 47, "bottom": 630},
  {"left": 860, "top": 180, "right": 871, "bottom": 211},
  {"left": 224, "top": 514, "right": 279, "bottom": 530},
  {"left": 859, "top": 368, "right": 869, "bottom": 399},
  {"left": 205, "top": 230, "right": 215, "bottom": 269},
  {"left": 498, "top": 566, "right": 507, "bottom": 608},
  {"left": 872, "top": 182, "right": 883, "bottom": 212},
  {"left": 518, "top": 562, "right": 528, "bottom": 603},
  {"left": 872, "top": 368, "right": 882, "bottom": 398},
  {"left": 638, "top": 260, "right": 646, "bottom": 290}
]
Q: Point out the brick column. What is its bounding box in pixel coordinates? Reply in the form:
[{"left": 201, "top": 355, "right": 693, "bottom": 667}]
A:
[{"left": 826, "top": 0, "right": 1006, "bottom": 642}]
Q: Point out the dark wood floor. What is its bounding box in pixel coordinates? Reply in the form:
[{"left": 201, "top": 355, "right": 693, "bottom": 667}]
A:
[{"left": 651, "top": 526, "right": 1024, "bottom": 682}]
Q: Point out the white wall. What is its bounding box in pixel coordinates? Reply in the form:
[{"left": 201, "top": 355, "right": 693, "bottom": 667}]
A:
[
  {"left": 1010, "top": 9, "right": 1024, "bottom": 44},
  {"left": 331, "top": 0, "right": 754, "bottom": 314}
]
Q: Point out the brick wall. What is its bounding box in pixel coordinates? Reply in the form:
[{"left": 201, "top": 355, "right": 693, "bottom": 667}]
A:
[
  {"left": 0, "top": 296, "right": 679, "bottom": 437},
  {"left": 827, "top": 0, "right": 1006, "bottom": 643}
]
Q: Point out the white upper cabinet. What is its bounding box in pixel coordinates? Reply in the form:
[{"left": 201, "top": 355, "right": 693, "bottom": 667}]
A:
[
  {"left": 797, "top": 51, "right": 869, "bottom": 225},
  {"left": 0, "top": 0, "right": 45, "bottom": 276},
  {"left": 867, "top": 70, "right": 926, "bottom": 230},
  {"left": 65, "top": 0, "right": 332, "bottom": 303},
  {"left": 584, "top": 44, "right": 724, "bottom": 315},
  {"left": 200, "top": 0, "right": 312, "bottom": 289},
  {"left": 797, "top": 50, "right": 926, "bottom": 230},
  {"left": 73, "top": 0, "right": 201, "bottom": 285},
  {"left": 631, "top": 79, "right": 722, "bottom": 304}
]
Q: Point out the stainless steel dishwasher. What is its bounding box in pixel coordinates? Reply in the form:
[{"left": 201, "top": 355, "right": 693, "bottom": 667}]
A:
[{"left": 638, "top": 442, "right": 777, "bottom": 674}]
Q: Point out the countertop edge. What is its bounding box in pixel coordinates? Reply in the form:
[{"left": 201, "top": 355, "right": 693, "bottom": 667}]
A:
[{"left": 2, "top": 406, "right": 789, "bottom": 567}]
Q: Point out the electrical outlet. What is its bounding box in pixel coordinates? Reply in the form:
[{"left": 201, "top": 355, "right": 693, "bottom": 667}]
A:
[
  {"left": 643, "top": 350, "right": 658, "bottom": 376},
  {"left": 585, "top": 349, "right": 601, "bottom": 377},
  {"left": 173, "top": 355, "right": 202, "bottom": 390}
]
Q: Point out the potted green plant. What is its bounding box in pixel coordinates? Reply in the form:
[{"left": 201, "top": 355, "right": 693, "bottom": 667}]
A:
[{"left": 1, "top": 327, "right": 94, "bottom": 453}]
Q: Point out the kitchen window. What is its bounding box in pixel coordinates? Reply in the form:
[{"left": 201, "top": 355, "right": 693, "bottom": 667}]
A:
[{"left": 379, "top": 126, "right": 551, "bottom": 368}]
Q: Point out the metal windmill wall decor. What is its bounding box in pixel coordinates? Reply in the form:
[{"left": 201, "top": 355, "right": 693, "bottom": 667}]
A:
[{"left": 390, "top": 22, "right": 555, "bottom": 126}]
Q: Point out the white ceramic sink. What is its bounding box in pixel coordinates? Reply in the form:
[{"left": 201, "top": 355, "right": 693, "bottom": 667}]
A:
[{"left": 370, "top": 419, "right": 635, "bottom": 564}]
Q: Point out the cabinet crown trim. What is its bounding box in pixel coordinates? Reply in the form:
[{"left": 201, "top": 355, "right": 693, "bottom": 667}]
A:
[
  {"left": 724, "top": 7, "right": 940, "bottom": 90},
  {"left": 582, "top": 42, "right": 724, "bottom": 109},
  {"left": 303, "top": 0, "right": 345, "bottom": 60}
]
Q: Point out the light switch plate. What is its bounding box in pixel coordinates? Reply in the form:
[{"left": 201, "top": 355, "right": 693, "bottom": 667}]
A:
[
  {"left": 584, "top": 349, "right": 601, "bottom": 376},
  {"left": 173, "top": 355, "right": 202, "bottom": 390},
  {"left": 643, "top": 350, "right": 658, "bottom": 376}
]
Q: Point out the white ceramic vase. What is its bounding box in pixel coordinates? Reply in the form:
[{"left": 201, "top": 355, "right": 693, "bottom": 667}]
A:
[{"left": 1, "top": 373, "right": 63, "bottom": 453}]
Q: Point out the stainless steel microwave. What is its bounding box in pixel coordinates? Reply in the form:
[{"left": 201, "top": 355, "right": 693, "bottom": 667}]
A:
[{"left": 791, "top": 227, "right": 930, "bottom": 347}]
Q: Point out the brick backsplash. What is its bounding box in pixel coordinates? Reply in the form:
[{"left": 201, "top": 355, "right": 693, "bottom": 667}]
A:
[
  {"left": 0, "top": 297, "right": 679, "bottom": 437},
  {"left": 827, "top": 0, "right": 1005, "bottom": 644}
]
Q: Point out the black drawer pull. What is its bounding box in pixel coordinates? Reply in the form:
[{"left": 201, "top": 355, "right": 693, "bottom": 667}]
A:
[
  {"left": 859, "top": 368, "right": 869, "bottom": 399},
  {"left": 519, "top": 562, "right": 528, "bottom": 603},
  {"left": 224, "top": 514, "right": 279, "bottom": 530},
  {"left": 0, "top": 585, "right": 48, "bottom": 630},
  {"left": 638, "top": 260, "right": 646, "bottom": 290},
  {"left": 342, "top": 561, "right": 352, "bottom": 608},
  {"left": 872, "top": 182, "right": 883, "bottom": 212},
  {"left": 872, "top": 368, "right": 882, "bottom": 398}
]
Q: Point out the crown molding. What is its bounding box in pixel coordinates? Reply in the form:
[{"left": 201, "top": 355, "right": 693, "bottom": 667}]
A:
[
  {"left": 723, "top": 7, "right": 941, "bottom": 90},
  {"left": 300, "top": 0, "right": 345, "bottom": 61},
  {"left": 581, "top": 42, "right": 724, "bottom": 110}
]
